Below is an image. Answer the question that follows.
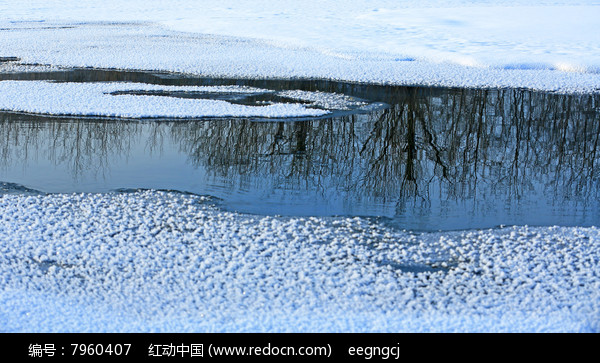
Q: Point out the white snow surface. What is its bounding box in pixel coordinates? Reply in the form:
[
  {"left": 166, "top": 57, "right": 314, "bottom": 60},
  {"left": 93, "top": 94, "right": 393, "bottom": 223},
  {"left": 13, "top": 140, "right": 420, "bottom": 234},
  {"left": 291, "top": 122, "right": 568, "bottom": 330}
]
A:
[
  {"left": 0, "top": 81, "right": 333, "bottom": 119},
  {"left": 1, "top": 1, "right": 599, "bottom": 333},
  {"left": 1, "top": 1, "right": 599, "bottom": 92},
  {"left": 1, "top": 190, "right": 598, "bottom": 332},
  {"left": 278, "top": 90, "right": 367, "bottom": 111}
]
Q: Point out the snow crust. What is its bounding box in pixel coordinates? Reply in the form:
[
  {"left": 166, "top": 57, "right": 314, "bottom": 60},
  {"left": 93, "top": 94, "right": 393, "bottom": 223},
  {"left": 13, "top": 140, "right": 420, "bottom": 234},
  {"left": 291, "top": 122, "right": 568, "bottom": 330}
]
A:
[
  {"left": 0, "top": 81, "right": 333, "bottom": 119},
  {"left": 1, "top": 1, "right": 599, "bottom": 92},
  {"left": 1, "top": 190, "right": 598, "bottom": 332}
]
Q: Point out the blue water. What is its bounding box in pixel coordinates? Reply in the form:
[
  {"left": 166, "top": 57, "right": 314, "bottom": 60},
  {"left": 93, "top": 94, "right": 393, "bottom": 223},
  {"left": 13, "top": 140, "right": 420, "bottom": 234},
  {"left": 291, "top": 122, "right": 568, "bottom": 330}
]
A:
[{"left": 1, "top": 69, "right": 599, "bottom": 231}]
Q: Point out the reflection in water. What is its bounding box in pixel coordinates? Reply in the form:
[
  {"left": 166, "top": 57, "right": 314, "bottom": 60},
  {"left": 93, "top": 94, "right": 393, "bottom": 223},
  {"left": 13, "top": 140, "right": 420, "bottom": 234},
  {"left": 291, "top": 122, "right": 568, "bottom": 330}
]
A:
[
  {"left": 0, "top": 116, "right": 142, "bottom": 179},
  {"left": 1, "top": 82, "right": 599, "bottom": 230}
]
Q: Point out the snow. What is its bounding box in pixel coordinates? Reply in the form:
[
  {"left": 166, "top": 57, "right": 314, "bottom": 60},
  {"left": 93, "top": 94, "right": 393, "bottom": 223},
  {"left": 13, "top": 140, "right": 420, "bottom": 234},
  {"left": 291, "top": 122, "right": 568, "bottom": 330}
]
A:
[
  {"left": 0, "top": 81, "right": 335, "bottom": 119},
  {"left": 0, "top": 190, "right": 598, "bottom": 332},
  {"left": 0, "top": 1, "right": 599, "bottom": 332},
  {"left": 278, "top": 90, "right": 367, "bottom": 111},
  {"left": 0, "top": 1, "right": 599, "bottom": 92}
]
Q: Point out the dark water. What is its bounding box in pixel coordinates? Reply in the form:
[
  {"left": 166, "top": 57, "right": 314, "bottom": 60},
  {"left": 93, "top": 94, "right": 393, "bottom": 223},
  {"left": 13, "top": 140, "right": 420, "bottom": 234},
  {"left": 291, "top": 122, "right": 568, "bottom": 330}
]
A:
[{"left": 1, "top": 69, "right": 599, "bottom": 230}]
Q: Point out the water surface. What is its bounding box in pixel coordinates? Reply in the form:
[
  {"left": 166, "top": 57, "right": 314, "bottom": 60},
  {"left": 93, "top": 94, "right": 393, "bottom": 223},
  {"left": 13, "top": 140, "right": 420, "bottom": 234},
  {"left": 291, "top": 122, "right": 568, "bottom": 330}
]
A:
[{"left": 1, "top": 69, "right": 599, "bottom": 230}]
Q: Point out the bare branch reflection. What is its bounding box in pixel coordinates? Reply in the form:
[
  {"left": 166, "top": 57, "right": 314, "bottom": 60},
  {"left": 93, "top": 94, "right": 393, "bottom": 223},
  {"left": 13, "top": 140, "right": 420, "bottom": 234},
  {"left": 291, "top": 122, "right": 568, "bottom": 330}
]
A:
[
  {"left": 1, "top": 84, "right": 598, "bottom": 227},
  {"left": 0, "top": 113, "right": 142, "bottom": 179}
]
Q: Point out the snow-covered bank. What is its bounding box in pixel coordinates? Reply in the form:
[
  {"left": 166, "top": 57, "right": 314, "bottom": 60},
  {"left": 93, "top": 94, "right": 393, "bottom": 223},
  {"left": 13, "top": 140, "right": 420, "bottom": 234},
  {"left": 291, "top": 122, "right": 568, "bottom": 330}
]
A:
[
  {"left": 1, "top": 1, "right": 599, "bottom": 93},
  {"left": 1, "top": 190, "right": 598, "bottom": 332}
]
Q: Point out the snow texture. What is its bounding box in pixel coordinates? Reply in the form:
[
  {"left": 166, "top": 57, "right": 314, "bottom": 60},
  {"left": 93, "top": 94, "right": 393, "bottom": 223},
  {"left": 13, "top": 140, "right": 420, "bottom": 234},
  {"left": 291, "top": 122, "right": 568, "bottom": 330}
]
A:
[
  {"left": 0, "top": 190, "right": 598, "bottom": 332},
  {"left": 1, "top": 1, "right": 599, "bottom": 332},
  {"left": 0, "top": 81, "right": 334, "bottom": 119},
  {"left": 0, "top": 1, "right": 599, "bottom": 92},
  {"left": 278, "top": 90, "right": 367, "bottom": 111}
]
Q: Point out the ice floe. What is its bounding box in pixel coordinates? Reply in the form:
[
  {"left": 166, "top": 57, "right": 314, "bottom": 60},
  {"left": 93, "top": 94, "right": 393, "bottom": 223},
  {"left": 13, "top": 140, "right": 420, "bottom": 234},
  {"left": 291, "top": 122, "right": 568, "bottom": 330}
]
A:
[{"left": 0, "top": 81, "right": 331, "bottom": 119}]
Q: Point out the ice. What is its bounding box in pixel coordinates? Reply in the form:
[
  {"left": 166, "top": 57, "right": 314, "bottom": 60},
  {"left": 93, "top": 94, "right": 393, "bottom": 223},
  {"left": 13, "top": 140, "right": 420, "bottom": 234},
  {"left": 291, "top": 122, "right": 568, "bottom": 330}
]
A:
[
  {"left": 278, "top": 90, "right": 367, "bottom": 110},
  {"left": 0, "top": 81, "right": 329, "bottom": 119}
]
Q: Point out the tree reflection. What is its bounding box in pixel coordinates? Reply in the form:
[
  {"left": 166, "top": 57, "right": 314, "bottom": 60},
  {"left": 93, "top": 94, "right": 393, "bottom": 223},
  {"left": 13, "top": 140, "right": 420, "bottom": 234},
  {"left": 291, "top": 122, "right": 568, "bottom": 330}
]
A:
[
  {"left": 0, "top": 113, "right": 142, "bottom": 179},
  {"left": 167, "top": 87, "right": 600, "bottom": 210},
  {"left": 1, "top": 84, "right": 599, "bottom": 224}
]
